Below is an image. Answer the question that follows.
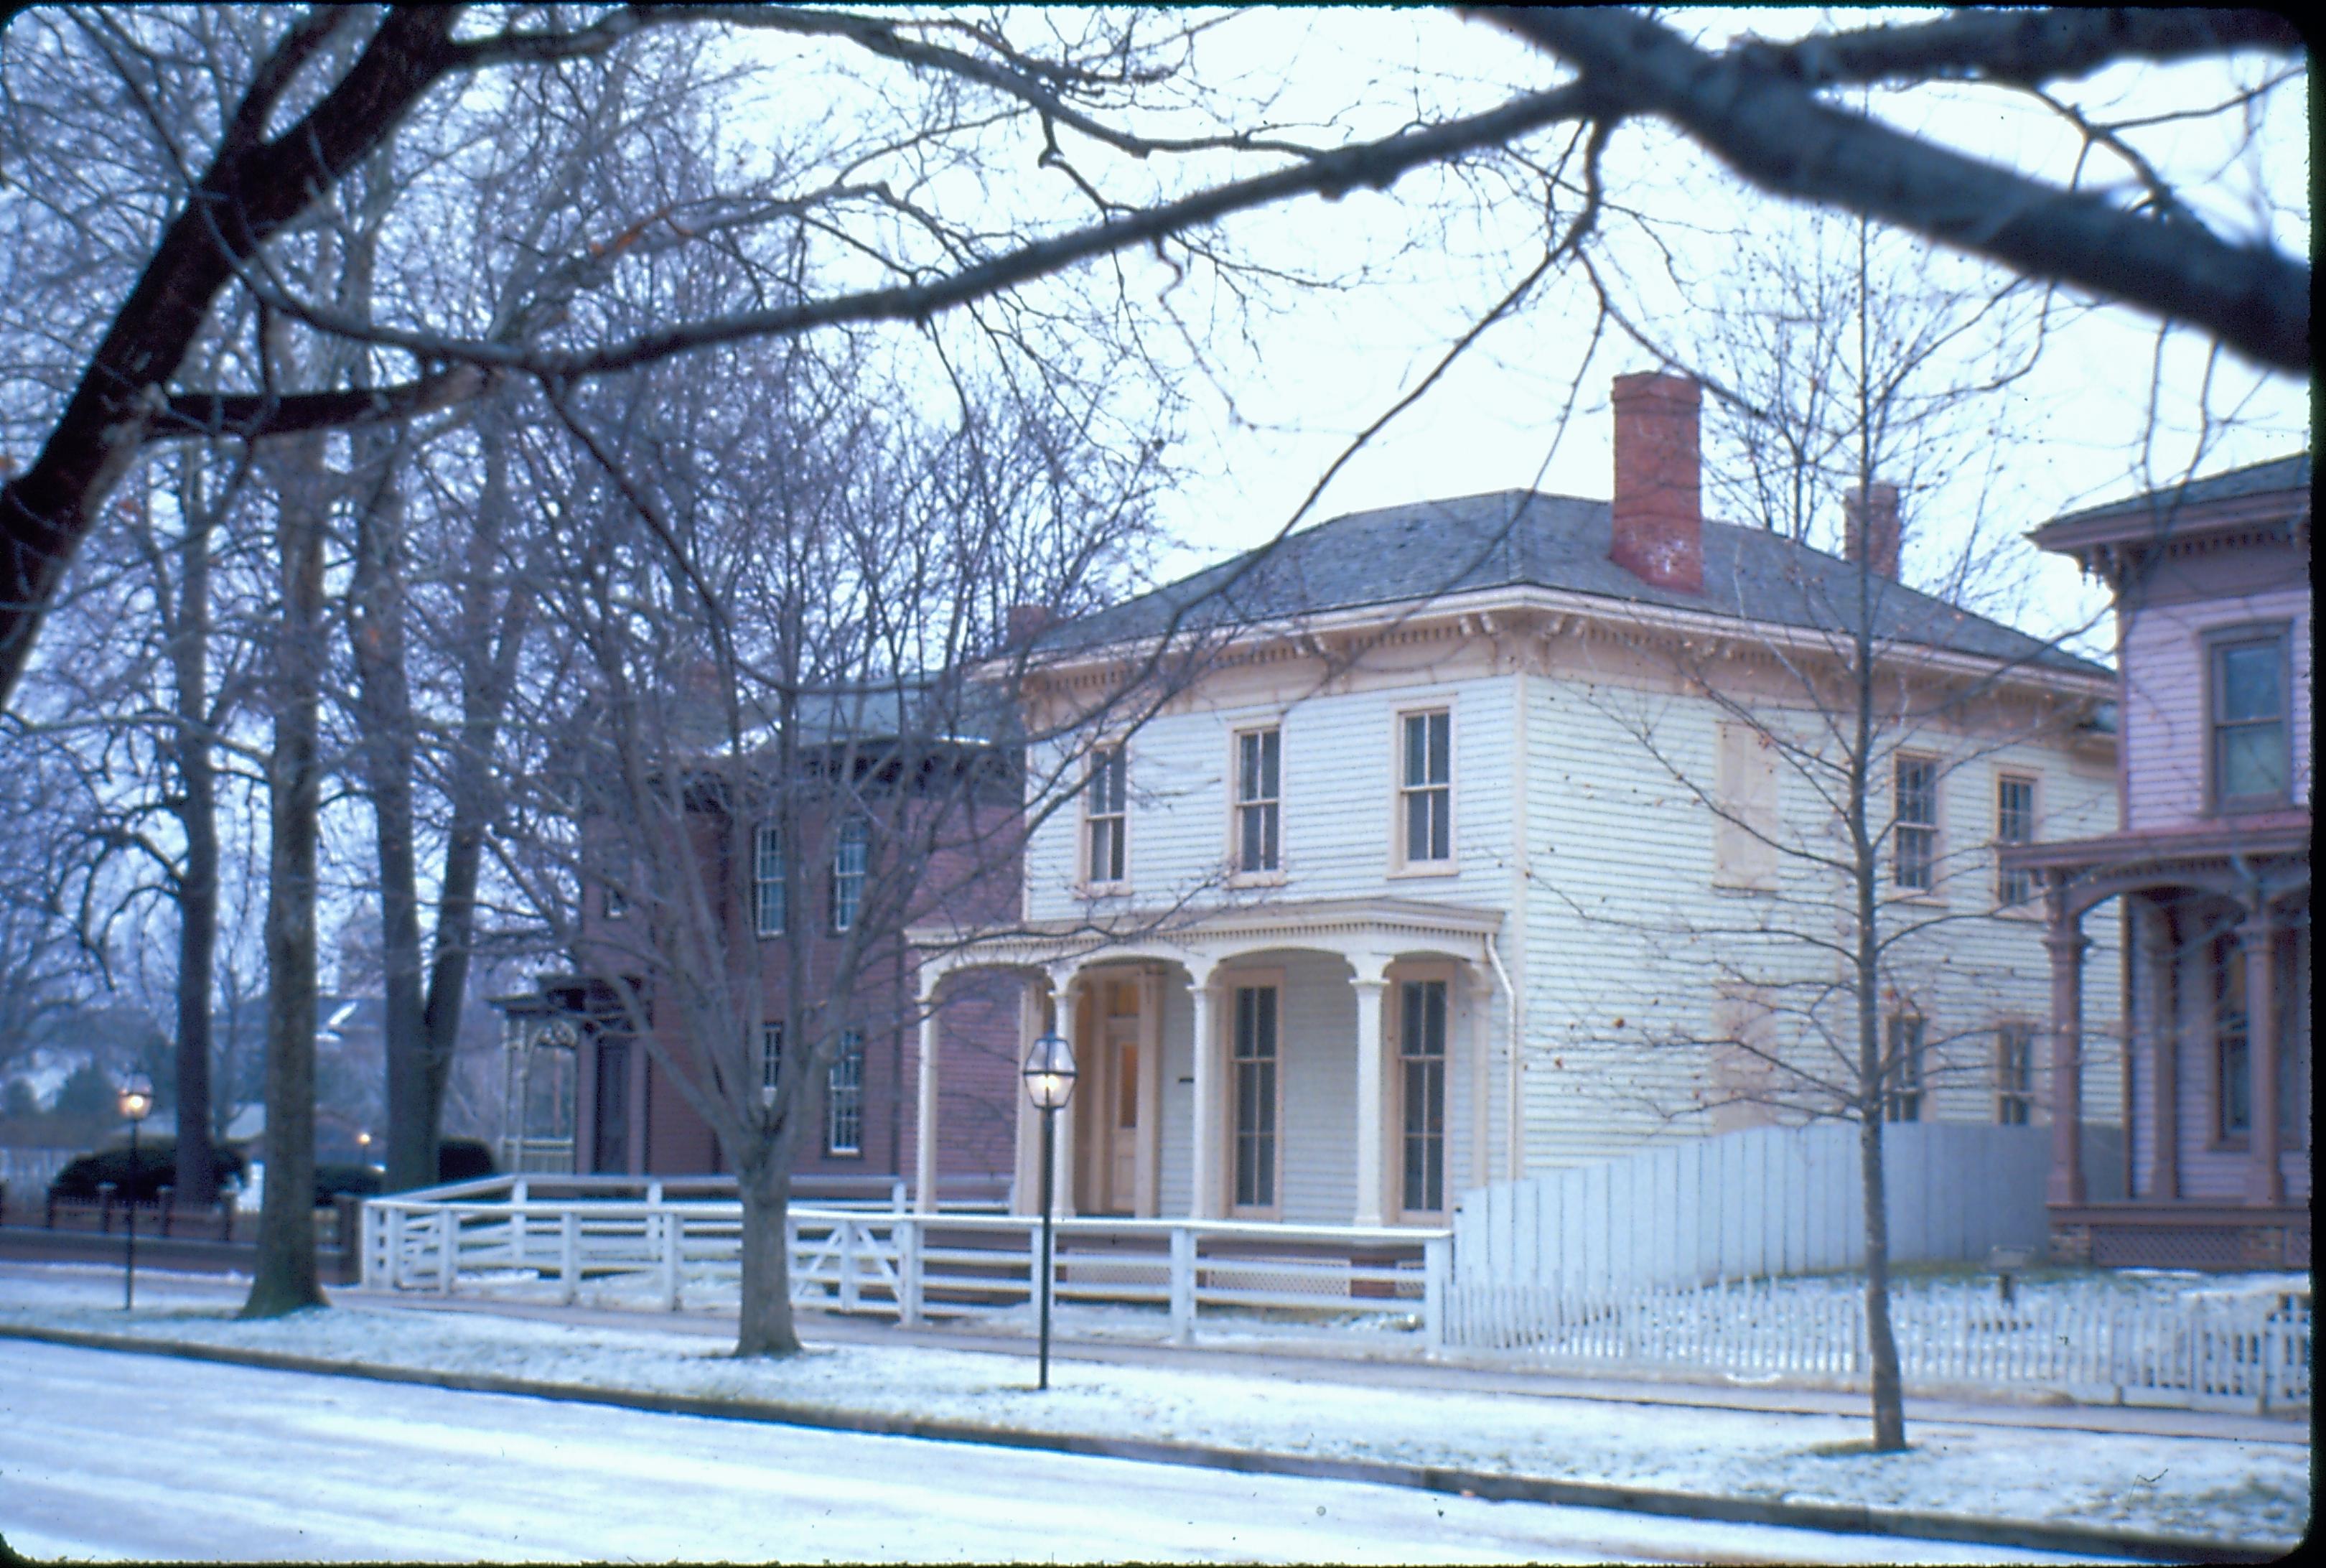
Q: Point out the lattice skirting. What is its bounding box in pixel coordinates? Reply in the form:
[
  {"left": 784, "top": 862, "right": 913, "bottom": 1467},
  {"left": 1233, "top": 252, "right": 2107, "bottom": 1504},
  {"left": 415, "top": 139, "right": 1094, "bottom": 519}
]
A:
[{"left": 2052, "top": 1207, "right": 2311, "bottom": 1271}]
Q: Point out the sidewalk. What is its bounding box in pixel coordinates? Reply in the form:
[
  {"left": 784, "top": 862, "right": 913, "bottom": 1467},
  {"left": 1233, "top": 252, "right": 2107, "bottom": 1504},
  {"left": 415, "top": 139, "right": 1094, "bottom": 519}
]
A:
[
  {"left": 4, "top": 1259, "right": 2301, "bottom": 1443},
  {"left": 0, "top": 1260, "right": 2306, "bottom": 1556}
]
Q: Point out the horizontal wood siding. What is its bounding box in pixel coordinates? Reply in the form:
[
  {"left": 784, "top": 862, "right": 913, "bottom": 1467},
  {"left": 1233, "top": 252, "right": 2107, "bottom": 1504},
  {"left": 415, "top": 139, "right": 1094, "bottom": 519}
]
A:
[{"left": 2121, "top": 584, "right": 2312, "bottom": 831}]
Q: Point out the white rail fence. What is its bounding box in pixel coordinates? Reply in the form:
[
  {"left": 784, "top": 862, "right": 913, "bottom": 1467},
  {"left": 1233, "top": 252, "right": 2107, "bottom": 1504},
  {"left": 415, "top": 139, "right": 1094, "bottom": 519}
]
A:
[
  {"left": 1444, "top": 1274, "right": 2311, "bottom": 1412},
  {"left": 360, "top": 1176, "right": 1444, "bottom": 1345},
  {"left": 1456, "top": 1121, "right": 2050, "bottom": 1295}
]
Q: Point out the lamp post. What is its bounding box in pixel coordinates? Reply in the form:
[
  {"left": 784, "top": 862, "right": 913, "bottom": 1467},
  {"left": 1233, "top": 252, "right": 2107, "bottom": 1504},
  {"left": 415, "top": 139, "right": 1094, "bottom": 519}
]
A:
[
  {"left": 1020, "top": 1031, "right": 1078, "bottom": 1391},
  {"left": 116, "top": 1073, "right": 154, "bottom": 1310}
]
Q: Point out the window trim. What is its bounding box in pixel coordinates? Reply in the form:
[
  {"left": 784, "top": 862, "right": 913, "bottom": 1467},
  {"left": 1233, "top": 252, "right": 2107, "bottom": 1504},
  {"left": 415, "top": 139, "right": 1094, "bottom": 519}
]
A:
[
  {"left": 1882, "top": 1012, "right": 1925, "bottom": 1123},
  {"left": 758, "top": 1022, "right": 783, "bottom": 1106},
  {"left": 1228, "top": 723, "right": 1285, "bottom": 885},
  {"left": 1390, "top": 706, "right": 1457, "bottom": 876},
  {"left": 1994, "top": 1019, "right": 2037, "bottom": 1125},
  {"left": 1992, "top": 769, "right": 2040, "bottom": 912},
  {"left": 2200, "top": 620, "right": 2294, "bottom": 817},
  {"left": 752, "top": 822, "right": 785, "bottom": 938},
  {"left": 1081, "top": 742, "right": 1130, "bottom": 891},
  {"left": 826, "top": 1028, "right": 866, "bottom": 1157},
  {"left": 829, "top": 817, "right": 869, "bottom": 933},
  {"left": 1892, "top": 752, "right": 1941, "bottom": 897},
  {"left": 1393, "top": 968, "right": 1455, "bottom": 1220},
  {"left": 1223, "top": 970, "right": 1286, "bottom": 1219}
]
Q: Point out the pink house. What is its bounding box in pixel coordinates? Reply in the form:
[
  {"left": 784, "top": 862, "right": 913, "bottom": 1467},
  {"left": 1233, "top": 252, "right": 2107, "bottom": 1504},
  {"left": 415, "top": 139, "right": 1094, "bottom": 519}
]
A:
[{"left": 2004, "top": 454, "right": 2310, "bottom": 1269}]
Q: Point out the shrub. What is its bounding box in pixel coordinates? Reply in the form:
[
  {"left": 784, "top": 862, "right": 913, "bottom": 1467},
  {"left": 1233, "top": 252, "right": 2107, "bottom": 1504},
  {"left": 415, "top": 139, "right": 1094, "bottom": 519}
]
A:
[
  {"left": 48, "top": 1139, "right": 248, "bottom": 1204},
  {"left": 436, "top": 1137, "right": 496, "bottom": 1183}
]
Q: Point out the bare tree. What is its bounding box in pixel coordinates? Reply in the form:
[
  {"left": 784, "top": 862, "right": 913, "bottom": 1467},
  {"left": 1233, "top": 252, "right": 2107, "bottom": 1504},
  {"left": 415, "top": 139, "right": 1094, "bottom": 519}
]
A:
[
  {"left": 1, "top": 7, "right": 2304, "bottom": 706},
  {"left": 1559, "top": 222, "right": 2118, "bottom": 1451}
]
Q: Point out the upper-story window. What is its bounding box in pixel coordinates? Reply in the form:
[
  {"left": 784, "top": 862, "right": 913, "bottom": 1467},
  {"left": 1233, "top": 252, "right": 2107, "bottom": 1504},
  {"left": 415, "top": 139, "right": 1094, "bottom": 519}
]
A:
[
  {"left": 831, "top": 818, "right": 869, "bottom": 932},
  {"left": 601, "top": 846, "right": 630, "bottom": 920},
  {"left": 2210, "top": 627, "right": 2290, "bottom": 812},
  {"left": 1235, "top": 727, "right": 1281, "bottom": 874},
  {"left": 1398, "top": 710, "right": 1452, "bottom": 867},
  {"left": 1894, "top": 756, "right": 1938, "bottom": 892},
  {"left": 752, "top": 823, "right": 785, "bottom": 936},
  {"left": 1994, "top": 773, "right": 2036, "bottom": 906},
  {"left": 1085, "top": 745, "right": 1127, "bottom": 887}
]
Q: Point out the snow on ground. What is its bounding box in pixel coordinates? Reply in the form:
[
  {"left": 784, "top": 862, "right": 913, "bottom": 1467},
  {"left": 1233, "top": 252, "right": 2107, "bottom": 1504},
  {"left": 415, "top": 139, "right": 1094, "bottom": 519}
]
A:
[
  {"left": 0, "top": 1266, "right": 2306, "bottom": 1548},
  {"left": 0, "top": 1337, "right": 2103, "bottom": 1565}
]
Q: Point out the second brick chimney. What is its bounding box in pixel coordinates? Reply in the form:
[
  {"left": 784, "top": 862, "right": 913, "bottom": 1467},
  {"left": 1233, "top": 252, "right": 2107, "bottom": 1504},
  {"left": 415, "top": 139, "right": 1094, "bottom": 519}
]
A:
[
  {"left": 1610, "top": 373, "right": 1703, "bottom": 594},
  {"left": 1843, "top": 482, "right": 1902, "bottom": 579}
]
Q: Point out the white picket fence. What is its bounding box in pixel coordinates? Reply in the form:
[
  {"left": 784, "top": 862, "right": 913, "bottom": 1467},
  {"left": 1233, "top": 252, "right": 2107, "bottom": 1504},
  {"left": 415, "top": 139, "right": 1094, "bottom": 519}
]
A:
[
  {"left": 360, "top": 1175, "right": 1446, "bottom": 1345},
  {"left": 1444, "top": 1274, "right": 2312, "bottom": 1411},
  {"left": 1456, "top": 1121, "right": 2050, "bottom": 1295}
]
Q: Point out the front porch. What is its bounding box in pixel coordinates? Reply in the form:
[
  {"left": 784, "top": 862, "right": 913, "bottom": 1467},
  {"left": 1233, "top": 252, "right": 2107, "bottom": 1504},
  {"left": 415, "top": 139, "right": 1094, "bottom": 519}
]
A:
[
  {"left": 2006, "top": 821, "right": 2311, "bottom": 1269},
  {"left": 912, "top": 897, "right": 1509, "bottom": 1229}
]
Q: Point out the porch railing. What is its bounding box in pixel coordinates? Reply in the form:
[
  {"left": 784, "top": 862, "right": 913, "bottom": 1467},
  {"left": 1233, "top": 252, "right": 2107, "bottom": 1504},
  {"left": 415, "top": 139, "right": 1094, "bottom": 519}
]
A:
[{"left": 359, "top": 1177, "right": 1447, "bottom": 1345}]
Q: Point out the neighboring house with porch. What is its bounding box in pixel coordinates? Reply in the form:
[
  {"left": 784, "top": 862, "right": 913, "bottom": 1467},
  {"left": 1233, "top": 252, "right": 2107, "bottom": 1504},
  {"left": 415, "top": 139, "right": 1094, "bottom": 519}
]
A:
[
  {"left": 2004, "top": 453, "right": 2311, "bottom": 1269},
  {"left": 911, "top": 374, "right": 2124, "bottom": 1229}
]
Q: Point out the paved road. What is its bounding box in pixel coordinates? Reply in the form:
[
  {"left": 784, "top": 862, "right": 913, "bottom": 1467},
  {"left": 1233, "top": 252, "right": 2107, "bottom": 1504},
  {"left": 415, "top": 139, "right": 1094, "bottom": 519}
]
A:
[{"left": 0, "top": 1339, "right": 2108, "bottom": 1564}]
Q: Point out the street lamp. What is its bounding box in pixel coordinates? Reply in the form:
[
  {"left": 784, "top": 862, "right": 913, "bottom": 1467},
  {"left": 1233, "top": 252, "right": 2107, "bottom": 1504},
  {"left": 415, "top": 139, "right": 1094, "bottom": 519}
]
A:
[
  {"left": 1020, "top": 1031, "right": 1078, "bottom": 1391},
  {"left": 116, "top": 1073, "right": 154, "bottom": 1311}
]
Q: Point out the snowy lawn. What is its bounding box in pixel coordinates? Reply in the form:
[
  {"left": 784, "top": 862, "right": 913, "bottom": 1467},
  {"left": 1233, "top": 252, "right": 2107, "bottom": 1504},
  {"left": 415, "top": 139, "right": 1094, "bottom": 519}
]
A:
[{"left": 0, "top": 1267, "right": 2305, "bottom": 1549}]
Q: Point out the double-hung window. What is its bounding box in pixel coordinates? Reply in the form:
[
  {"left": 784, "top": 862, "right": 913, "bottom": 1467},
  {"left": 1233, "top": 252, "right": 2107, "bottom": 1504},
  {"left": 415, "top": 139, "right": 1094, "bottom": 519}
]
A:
[
  {"left": 2215, "top": 935, "right": 2250, "bottom": 1141},
  {"left": 1995, "top": 1023, "right": 2035, "bottom": 1124},
  {"left": 1085, "top": 745, "right": 1127, "bottom": 886},
  {"left": 1235, "top": 727, "right": 1281, "bottom": 874},
  {"left": 1995, "top": 775, "right": 2036, "bottom": 907},
  {"left": 1399, "top": 979, "right": 1449, "bottom": 1213},
  {"left": 1399, "top": 711, "right": 1452, "bottom": 867},
  {"left": 826, "top": 1030, "right": 864, "bottom": 1155},
  {"left": 758, "top": 1022, "right": 783, "bottom": 1106},
  {"left": 1883, "top": 1014, "right": 1925, "bottom": 1122},
  {"left": 1894, "top": 757, "right": 1938, "bottom": 892},
  {"left": 1231, "top": 985, "right": 1279, "bottom": 1209},
  {"left": 830, "top": 818, "right": 868, "bottom": 932},
  {"left": 752, "top": 823, "right": 785, "bottom": 936},
  {"left": 2210, "top": 629, "right": 2290, "bottom": 811}
]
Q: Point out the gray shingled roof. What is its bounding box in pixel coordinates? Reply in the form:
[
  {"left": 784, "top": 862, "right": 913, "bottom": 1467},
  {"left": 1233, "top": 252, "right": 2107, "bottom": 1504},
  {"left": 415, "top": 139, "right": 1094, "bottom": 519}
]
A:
[
  {"left": 2047, "top": 453, "right": 2310, "bottom": 529},
  {"left": 1040, "top": 490, "right": 2106, "bottom": 678}
]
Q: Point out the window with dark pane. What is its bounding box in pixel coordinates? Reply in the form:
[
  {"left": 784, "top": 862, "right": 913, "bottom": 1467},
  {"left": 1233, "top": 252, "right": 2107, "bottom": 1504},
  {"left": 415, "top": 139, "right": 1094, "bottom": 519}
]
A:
[
  {"left": 1401, "top": 711, "right": 1452, "bottom": 864},
  {"left": 1399, "top": 979, "right": 1447, "bottom": 1213},
  {"left": 1086, "top": 745, "right": 1127, "bottom": 884},
  {"left": 1232, "top": 985, "right": 1277, "bottom": 1208},
  {"left": 1894, "top": 757, "right": 1938, "bottom": 892},
  {"left": 2211, "top": 634, "right": 2288, "bottom": 808},
  {"left": 1236, "top": 728, "right": 1281, "bottom": 873},
  {"left": 1995, "top": 775, "right": 2035, "bottom": 905}
]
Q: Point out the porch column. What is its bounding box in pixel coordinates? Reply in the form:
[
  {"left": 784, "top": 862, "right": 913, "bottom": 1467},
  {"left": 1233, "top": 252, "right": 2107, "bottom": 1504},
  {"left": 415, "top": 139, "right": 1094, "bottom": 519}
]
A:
[
  {"left": 2143, "top": 901, "right": 2180, "bottom": 1202},
  {"left": 913, "top": 967, "right": 943, "bottom": 1215},
  {"left": 2242, "top": 905, "right": 2284, "bottom": 1205},
  {"left": 1050, "top": 965, "right": 1083, "bottom": 1220},
  {"left": 1188, "top": 965, "right": 1220, "bottom": 1219},
  {"left": 1350, "top": 956, "right": 1391, "bottom": 1228},
  {"left": 2043, "top": 879, "right": 2088, "bottom": 1206},
  {"left": 1011, "top": 978, "right": 1045, "bottom": 1216}
]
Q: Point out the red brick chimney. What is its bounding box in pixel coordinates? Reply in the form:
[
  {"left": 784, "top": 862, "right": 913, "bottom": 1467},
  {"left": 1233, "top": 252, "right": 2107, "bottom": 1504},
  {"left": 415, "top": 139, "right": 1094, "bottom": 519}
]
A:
[
  {"left": 1843, "top": 482, "right": 1901, "bottom": 579},
  {"left": 1005, "top": 603, "right": 1053, "bottom": 645},
  {"left": 1610, "top": 373, "right": 1703, "bottom": 594}
]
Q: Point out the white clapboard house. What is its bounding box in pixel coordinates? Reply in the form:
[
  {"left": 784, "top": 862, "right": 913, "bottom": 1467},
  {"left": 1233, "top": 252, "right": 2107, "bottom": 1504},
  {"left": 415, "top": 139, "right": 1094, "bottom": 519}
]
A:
[{"left": 909, "top": 375, "right": 2123, "bottom": 1231}]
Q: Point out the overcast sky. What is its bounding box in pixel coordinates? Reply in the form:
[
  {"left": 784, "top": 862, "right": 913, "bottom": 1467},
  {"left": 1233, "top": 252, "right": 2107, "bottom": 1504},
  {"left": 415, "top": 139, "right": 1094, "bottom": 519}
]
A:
[{"left": 1061, "top": 9, "right": 2309, "bottom": 655}]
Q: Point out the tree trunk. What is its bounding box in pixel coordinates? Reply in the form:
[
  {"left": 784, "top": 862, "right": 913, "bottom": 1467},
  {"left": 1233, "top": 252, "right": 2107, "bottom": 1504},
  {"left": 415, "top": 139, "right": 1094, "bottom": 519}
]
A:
[
  {"left": 735, "top": 1158, "right": 801, "bottom": 1357},
  {"left": 170, "top": 462, "right": 220, "bottom": 1207},
  {"left": 242, "top": 439, "right": 329, "bottom": 1319},
  {"left": 347, "top": 453, "right": 435, "bottom": 1195}
]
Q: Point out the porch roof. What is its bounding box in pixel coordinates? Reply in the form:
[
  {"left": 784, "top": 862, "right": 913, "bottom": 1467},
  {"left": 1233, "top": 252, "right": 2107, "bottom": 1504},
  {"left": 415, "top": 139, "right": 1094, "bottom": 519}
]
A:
[
  {"left": 1999, "top": 813, "right": 2311, "bottom": 913},
  {"left": 910, "top": 894, "right": 1505, "bottom": 986}
]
